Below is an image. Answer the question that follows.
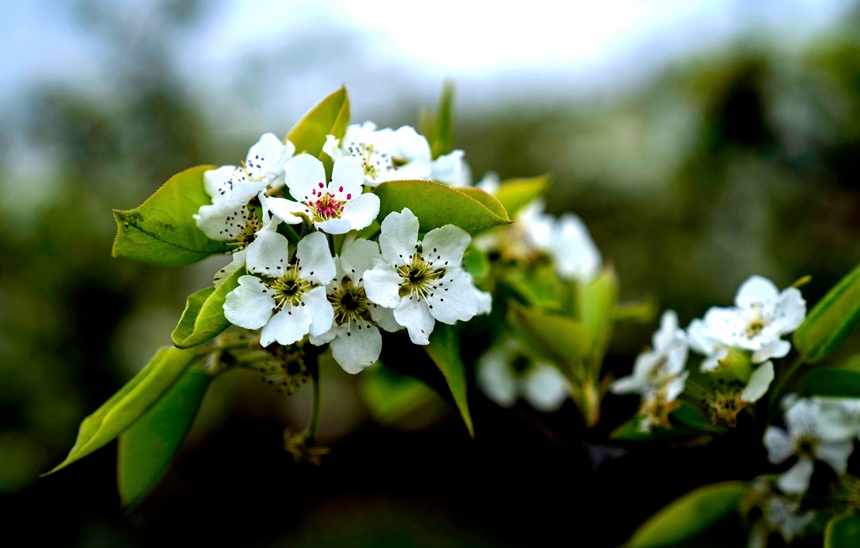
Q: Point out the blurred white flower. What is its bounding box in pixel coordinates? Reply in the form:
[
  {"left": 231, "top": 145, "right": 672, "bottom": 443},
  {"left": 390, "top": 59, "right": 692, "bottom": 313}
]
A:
[
  {"left": 745, "top": 477, "right": 814, "bottom": 548},
  {"left": 476, "top": 338, "right": 569, "bottom": 412},
  {"left": 224, "top": 231, "right": 335, "bottom": 347},
  {"left": 266, "top": 155, "right": 380, "bottom": 234},
  {"left": 310, "top": 238, "right": 401, "bottom": 374},
  {"left": 547, "top": 213, "right": 602, "bottom": 283},
  {"left": 764, "top": 398, "right": 855, "bottom": 494},
  {"left": 363, "top": 208, "right": 481, "bottom": 345}
]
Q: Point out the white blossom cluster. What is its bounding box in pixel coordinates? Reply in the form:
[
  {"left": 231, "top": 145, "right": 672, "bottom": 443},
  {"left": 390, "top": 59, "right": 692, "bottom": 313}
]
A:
[
  {"left": 195, "top": 129, "right": 490, "bottom": 374},
  {"left": 612, "top": 276, "right": 807, "bottom": 431}
]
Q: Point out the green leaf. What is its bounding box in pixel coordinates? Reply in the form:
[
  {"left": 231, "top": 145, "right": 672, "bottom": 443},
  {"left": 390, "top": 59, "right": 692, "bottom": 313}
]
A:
[
  {"left": 112, "top": 165, "right": 227, "bottom": 266},
  {"left": 508, "top": 302, "right": 588, "bottom": 367},
  {"left": 825, "top": 513, "right": 860, "bottom": 548},
  {"left": 424, "top": 324, "right": 473, "bottom": 437},
  {"left": 171, "top": 269, "right": 243, "bottom": 348},
  {"left": 794, "top": 261, "right": 860, "bottom": 363},
  {"left": 500, "top": 265, "right": 563, "bottom": 311},
  {"left": 431, "top": 82, "right": 454, "bottom": 158},
  {"left": 360, "top": 365, "right": 437, "bottom": 424},
  {"left": 44, "top": 346, "right": 198, "bottom": 475},
  {"left": 287, "top": 86, "right": 350, "bottom": 158},
  {"left": 610, "top": 404, "right": 713, "bottom": 442},
  {"left": 463, "top": 247, "right": 489, "bottom": 280},
  {"left": 375, "top": 180, "right": 511, "bottom": 232},
  {"left": 576, "top": 267, "right": 619, "bottom": 360},
  {"left": 456, "top": 187, "right": 510, "bottom": 222},
  {"left": 494, "top": 176, "right": 552, "bottom": 218},
  {"left": 117, "top": 366, "right": 210, "bottom": 508},
  {"left": 615, "top": 298, "right": 659, "bottom": 326},
  {"left": 802, "top": 368, "right": 860, "bottom": 397},
  {"left": 626, "top": 482, "right": 746, "bottom": 548}
]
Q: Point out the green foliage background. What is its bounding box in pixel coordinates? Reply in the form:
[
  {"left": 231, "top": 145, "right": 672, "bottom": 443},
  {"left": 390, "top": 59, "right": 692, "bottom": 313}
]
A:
[{"left": 3, "top": 1, "right": 860, "bottom": 546}]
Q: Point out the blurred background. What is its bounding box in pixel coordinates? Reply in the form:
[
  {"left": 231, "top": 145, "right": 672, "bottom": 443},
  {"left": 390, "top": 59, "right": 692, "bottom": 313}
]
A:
[{"left": 2, "top": 0, "right": 860, "bottom": 545}]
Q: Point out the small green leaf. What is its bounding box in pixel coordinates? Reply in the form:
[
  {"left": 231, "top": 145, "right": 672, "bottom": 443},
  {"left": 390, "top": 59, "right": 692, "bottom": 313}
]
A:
[
  {"left": 375, "top": 180, "right": 512, "bottom": 232},
  {"left": 576, "top": 267, "right": 620, "bottom": 360},
  {"left": 500, "top": 265, "right": 563, "bottom": 311},
  {"left": 432, "top": 82, "right": 454, "bottom": 158},
  {"left": 494, "top": 176, "right": 552, "bottom": 218},
  {"left": 463, "top": 247, "right": 489, "bottom": 280},
  {"left": 287, "top": 86, "right": 350, "bottom": 158},
  {"left": 794, "top": 261, "right": 860, "bottom": 363},
  {"left": 615, "top": 298, "right": 659, "bottom": 326},
  {"left": 360, "top": 365, "right": 437, "bottom": 424},
  {"left": 44, "top": 347, "right": 198, "bottom": 475},
  {"left": 424, "top": 324, "right": 473, "bottom": 437},
  {"left": 171, "top": 269, "right": 243, "bottom": 348},
  {"left": 825, "top": 513, "right": 860, "bottom": 548},
  {"left": 112, "top": 166, "right": 227, "bottom": 266},
  {"left": 456, "top": 187, "right": 510, "bottom": 223},
  {"left": 508, "top": 302, "right": 588, "bottom": 368},
  {"left": 802, "top": 368, "right": 860, "bottom": 397},
  {"left": 117, "top": 365, "right": 210, "bottom": 508},
  {"left": 626, "top": 482, "right": 746, "bottom": 548}
]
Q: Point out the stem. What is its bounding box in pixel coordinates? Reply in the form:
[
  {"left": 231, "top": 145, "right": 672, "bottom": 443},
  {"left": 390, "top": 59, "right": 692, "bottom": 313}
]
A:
[
  {"left": 301, "top": 364, "right": 322, "bottom": 446},
  {"left": 196, "top": 340, "right": 256, "bottom": 355},
  {"left": 768, "top": 354, "right": 805, "bottom": 413}
]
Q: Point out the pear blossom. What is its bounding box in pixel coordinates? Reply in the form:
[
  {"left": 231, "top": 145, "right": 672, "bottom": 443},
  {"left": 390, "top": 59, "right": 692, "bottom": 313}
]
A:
[
  {"left": 692, "top": 276, "right": 806, "bottom": 365},
  {"left": 811, "top": 396, "right": 860, "bottom": 440},
  {"left": 764, "top": 398, "right": 856, "bottom": 494},
  {"left": 703, "top": 361, "right": 775, "bottom": 426},
  {"left": 744, "top": 477, "right": 814, "bottom": 548},
  {"left": 309, "top": 238, "right": 401, "bottom": 374},
  {"left": 476, "top": 338, "right": 570, "bottom": 412},
  {"left": 265, "top": 155, "right": 380, "bottom": 234},
  {"left": 547, "top": 213, "right": 602, "bottom": 283},
  {"left": 323, "top": 122, "right": 467, "bottom": 187},
  {"left": 224, "top": 231, "right": 335, "bottom": 347},
  {"left": 363, "top": 208, "right": 482, "bottom": 345}
]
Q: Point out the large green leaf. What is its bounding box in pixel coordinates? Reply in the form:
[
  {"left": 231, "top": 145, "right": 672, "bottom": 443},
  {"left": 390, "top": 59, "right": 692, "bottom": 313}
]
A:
[
  {"left": 576, "top": 267, "right": 619, "bottom": 360},
  {"left": 508, "top": 302, "right": 588, "bottom": 367},
  {"left": 44, "top": 347, "right": 198, "bottom": 475},
  {"left": 112, "top": 165, "right": 227, "bottom": 266},
  {"left": 424, "top": 324, "right": 473, "bottom": 437},
  {"left": 802, "top": 368, "right": 860, "bottom": 397},
  {"left": 794, "top": 261, "right": 860, "bottom": 363},
  {"left": 287, "top": 87, "right": 350, "bottom": 158},
  {"left": 171, "top": 269, "right": 243, "bottom": 348},
  {"left": 456, "top": 187, "right": 510, "bottom": 222},
  {"left": 626, "top": 481, "right": 746, "bottom": 547},
  {"left": 494, "top": 176, "right": 551, "bottom": 218},
  {"left": 375, "top": 180, "right": 511, "bottom": 232},
  {"left": 825, "top": 513, "right": 860, "bottom": 548},
  {"left": 117, "top": 366, "right": 211, "bottom": 507}
]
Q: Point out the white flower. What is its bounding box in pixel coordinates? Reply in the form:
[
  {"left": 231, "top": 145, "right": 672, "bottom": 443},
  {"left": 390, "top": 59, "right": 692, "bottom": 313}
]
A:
[
  {"left": 612, "top": 310, "right": 689, "bottom": 397},
  {"left": 686, "top": 318, "right": 731, "bottom": 372},
  {"left": 429, "top": 149, "right": 471, "bottom": 187},
  {"left": 764, "top": 398, "right": 855, "bottom": 494},
  {"left": 323, "top": 122, "right": 466, "bottom": 187},
  {"left": 265, "top": 155, "right": 380, "bottom": 235},
  {"left": 363, "top": 208, "right": 480, "bottom": 345},
  {"left": 199, "top": 133, "right": 294, "bottom": 209},
  {"left": 547, "top": 213, "right": 602, "bottom": 283},
  {"left": 224, "top": 231, "right": 335, "bottom": 347},
  {"left": 695, "top": 276, "right": 806, "bottom": 364},
  {"left": 745, "top": 478, "right": 814, "bottom": 548},
  {"left": 704, "top": 361, "right": 775, "bottom": 427},
  {"left": 476, "top": 338, "right": 569, "bottom": 412},
  {"left": 309, "top": 238, "right": 401, "bottom": 374},
  {"left": 811, "top": 396, "right": 860, "bottom": 440}
]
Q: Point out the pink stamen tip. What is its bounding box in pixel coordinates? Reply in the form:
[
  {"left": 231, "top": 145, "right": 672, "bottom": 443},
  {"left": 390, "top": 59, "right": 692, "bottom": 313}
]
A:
[
  {"left": 339, "top": 186, "right": 343, "bottom": 192},
  {"left": 318, "top": 182, "right": 324, "bottom": 188},
  {"left": 347, "top": 193, "right": 352, "bottom": 199}
]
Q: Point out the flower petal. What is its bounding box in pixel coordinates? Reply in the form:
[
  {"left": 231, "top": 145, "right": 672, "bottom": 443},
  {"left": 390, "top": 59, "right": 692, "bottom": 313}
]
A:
[
  {"left": 261, "top": 305, "right": 311, "bottom": 347},
  {"left": 369, "top": 303, "right": 402, "bottom": 333},
  {"left": 522, "top": 363, "right": 569, "bottom": 412},
  {"left": 329, "top": 156, "right": 365, "bottom": 202},
  {"left": 342, "top": 193, "right": 380, "bottom": 232},
  {"left": 426, "top": 270, "right": 478, "bottom": 324},
  {"left": 735, "top": 275, "right": 780, "bottom": 310},
  {"left": 296, "top": 231, "right": 335, "bottom": 286},
  {"left": 331, "top": 323, "right": 381, "bottom": 374},
  {"left": 265, "top": 197, "right": 307, "bottom": 225},
  {"left": 430, "top": 150, "right": 465, "bottom": 185},
  {"left": 549, "top": 213, "right": 602, "bottom": 282},
  {"left": 246, "top": 230, "right": 290, "bottom": 275},
  {"left": 741, "top": 361, "right": 775, "bottom": 403},
  {"left": 339, "top": 238, "right": 381, "bottom": 280},
  {"left": 422, "top": 224, "right": 470, "bottom": 269},
  {"left": 224, "top": 275, "right": 275, "bottom": 330},
  {"left": 285, "top": 154, "right": 326, "bottom": 203},
  {"left": 476, "top": 346, "right": 517, "bottom": 408},
  {"left": 653, "top": 310, "right": 681, "bottom": 351},
  {"left": 686, "top": 318, "right": 717, "bottom": 356},
  {"left": 213, "top": 249, "right": 246, "bottom": 287},
  {"left": 303, "top": 286, "right": 334, "bottom": 338},
  {"left": 379, "top": 208, "right": 419, "bottom": 266},
  {"left": 195, "top": 201, "right": 253, "bottom": 241},
  {"left": 203, "top": 165, "right": 236, "bottom": 200},
  {"left": 315, "top": 218, "right": 352, "bottom": 235},
  {"left": 394, "top": 296, "right": 435, "bottom": 345},
  {"left": 752, "top": 339, "right": 791, "bottom": 364},
  {"left": 246, "top": 132, "right": 287, "bottom": 183},
  {"left": 363, "top": 265, "right": 402, "bottom": 309},
  {"left": 775, "top": 287, "right": 806, "bottom": 334},
  {"left": 777, "top": 458, "right": 814, "bottom": 495},
  {"left": 764, "top": 426, "right": 795, "bottom": 464},
  {"left": 817, "top": 440, "right": 854, "bottom": 474}
]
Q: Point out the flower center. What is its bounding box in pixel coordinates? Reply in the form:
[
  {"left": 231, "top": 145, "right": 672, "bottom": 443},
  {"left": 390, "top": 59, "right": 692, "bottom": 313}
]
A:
[
  {"left": 346, "top": 142, "right": 394, "bottom": 179},
  {"left": 259, "top": 344, "right": 310, "bottom": 394},
  {"left": 306, "top": 186, "right": 347, "bottom": 222},
  {"left": 705, "top": 380, "right": 751, "bottom": 427},
  {"left": 268, "top": 263, "right": 313, "bottom": 308},
  {"left": 220, "top": 204, "right": 262, "bottom": 249},
  {"left": 795, "top": 435, "right": 818, "bottom": 459},
  {"left": 638, "top": 390, "right": 680, "bottom": 431},
  {"left": 329, "top": 276, "right": 372, "bottom": 326},
  {"left": 743, "top": 303, "right": 772, "bottom": 339},
  {"left": 397, "top": 255, "right": 445, "bottom": 300}
]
